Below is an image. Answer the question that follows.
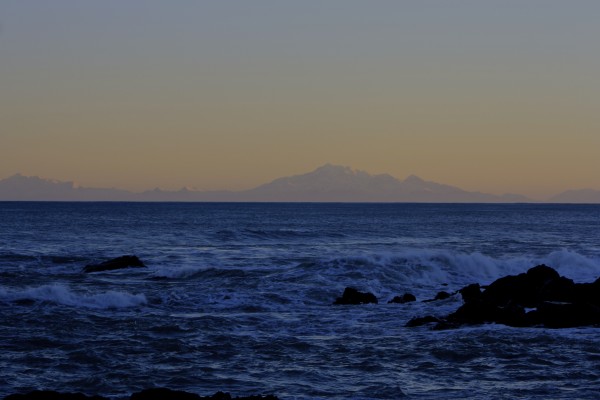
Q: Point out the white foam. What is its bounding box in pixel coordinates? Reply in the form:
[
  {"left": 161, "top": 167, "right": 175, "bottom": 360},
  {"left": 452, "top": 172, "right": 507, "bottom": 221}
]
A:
[
  {"left": 543, "top": 249, "right": 600, "bottom": 282},
  {"left": 0, "top": 284, "right": 147, "bottom": 309},
  {"left": 313, "top": 248, "right": 600, "bottom": 293}
]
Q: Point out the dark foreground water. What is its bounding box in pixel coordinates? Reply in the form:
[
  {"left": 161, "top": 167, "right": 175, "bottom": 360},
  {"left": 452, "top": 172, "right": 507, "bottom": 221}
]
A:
[{"left": 1, "top": 202, "right": 600, "bottom": 399}]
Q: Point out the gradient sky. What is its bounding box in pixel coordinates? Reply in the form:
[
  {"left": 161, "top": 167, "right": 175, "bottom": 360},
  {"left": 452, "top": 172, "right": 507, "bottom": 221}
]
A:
[{"left": 1, "top": 1, "right": 599, "bottom": 199}]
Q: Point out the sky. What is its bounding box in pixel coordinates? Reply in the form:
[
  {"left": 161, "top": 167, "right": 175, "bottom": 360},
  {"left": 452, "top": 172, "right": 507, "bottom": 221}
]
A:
[{"left": 1, "top": 1, "right": 599, "bottom": 199}]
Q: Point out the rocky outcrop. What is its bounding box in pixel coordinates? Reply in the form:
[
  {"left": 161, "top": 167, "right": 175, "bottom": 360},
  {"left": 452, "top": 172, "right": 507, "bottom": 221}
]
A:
[
  {"left": 407, "top": 264, "right": 600, "bottom": 329},
  {"left": 333, "top": 287, "right": 378, "bottom": 305},
  {"left": 83, "top": 255, "right": 146, "bottom": 273}
]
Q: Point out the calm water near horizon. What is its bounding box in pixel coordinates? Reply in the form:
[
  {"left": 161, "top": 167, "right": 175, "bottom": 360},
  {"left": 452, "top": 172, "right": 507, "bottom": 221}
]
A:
[{"left": 1, "top": 202, "right": 600, "bottom": 399}]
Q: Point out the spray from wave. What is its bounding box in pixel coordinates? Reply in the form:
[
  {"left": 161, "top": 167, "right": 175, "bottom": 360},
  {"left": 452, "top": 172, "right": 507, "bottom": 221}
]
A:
[{"left": 294, "top": 248, "right": 600, "bottom": 296}]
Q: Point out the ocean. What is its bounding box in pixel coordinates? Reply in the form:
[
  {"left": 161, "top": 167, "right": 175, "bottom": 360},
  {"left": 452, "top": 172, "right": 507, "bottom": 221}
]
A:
[{"left": 1, "top": 202, "right": 599, "bottom": 399}]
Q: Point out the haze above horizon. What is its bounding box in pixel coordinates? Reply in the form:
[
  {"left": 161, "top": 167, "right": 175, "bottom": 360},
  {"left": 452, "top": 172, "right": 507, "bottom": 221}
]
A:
[{"left": 2, "top": 1, "right": 599, "bottom": 199}]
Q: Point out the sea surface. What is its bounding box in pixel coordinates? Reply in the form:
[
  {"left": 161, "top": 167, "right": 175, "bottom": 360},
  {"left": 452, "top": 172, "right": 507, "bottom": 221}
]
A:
[{"left": 1, "top": 202, "right": 600, "bottom": 399}]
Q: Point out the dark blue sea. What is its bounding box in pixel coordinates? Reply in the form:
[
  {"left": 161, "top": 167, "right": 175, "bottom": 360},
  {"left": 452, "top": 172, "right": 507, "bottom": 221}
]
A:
[{"left": 1, "top": 202, "right": 600, "bottom": 399}]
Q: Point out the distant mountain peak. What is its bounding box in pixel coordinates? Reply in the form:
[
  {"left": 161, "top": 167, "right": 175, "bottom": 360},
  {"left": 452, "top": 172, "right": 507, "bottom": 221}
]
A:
[
  {"left": 313, "top": 163, "right": 355, "bottom": 175},
  {"left": 0, "top": 166, "right": 539, "bottom": 202},
  {"left": 5, "top": 173, "right": 74, "bottom": 187},
  {"left": 7, "top": 173, "right": 34, "bottom": 181},
  {"left": 404, "top": 174, "right": 425, "bottom": 184}
]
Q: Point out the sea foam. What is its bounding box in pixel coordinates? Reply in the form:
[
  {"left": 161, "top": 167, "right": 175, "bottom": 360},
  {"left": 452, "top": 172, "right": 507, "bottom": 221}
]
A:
[
  {"left": 312, "top": 248, "right": 600, "bottom": 291},
  {"left": 0, "top": 284, "right": 147, "bottom": 309}
]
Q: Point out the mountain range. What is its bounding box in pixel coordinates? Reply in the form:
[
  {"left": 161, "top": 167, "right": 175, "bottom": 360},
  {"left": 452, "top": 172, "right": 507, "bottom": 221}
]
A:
[{"left": 0, "top": 164, "right": 597, "bottom": 202}]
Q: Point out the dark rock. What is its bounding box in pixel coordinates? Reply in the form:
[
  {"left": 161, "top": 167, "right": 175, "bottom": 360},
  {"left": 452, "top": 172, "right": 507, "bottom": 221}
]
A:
[
  {"left": 423, "top": 291, "right": 452, "bottom": 302},
  {"left": 448, "top": 301, "right": 529, "bottom": 328},
  {"left": 482, "top": 264, "right": 563, "bottom": 308},
  {"left": 407, "top": 264, "right": 600, "bottom": 329},
  {"left": 489, "top": 303, "right": 530, "bottom": 327},
  {"left": 4, "top": 391, "right": 108, "bottom": 400},
  {"left": 573, "top": 278, "right": 600, "bottom": 306},
  {"left": 207, "top": 393, "right": 231, "bottom": 400},
  {"left": 526, "top": 301, "right": 600, "bottom": 328},
  {"left": 434, "top": 291, "right": 451, "bottom": 300},
  {"left": 446, "top": 300, "right": 498, "bottom": 325},
  {"left": 207, "top": 392, "right": 278, "bottom": 400},
  {"left": 333, "top": 287, "right": 378, "bottom": 305},
  {"left": 130, "top": 388, "right": 201, "bottom": 400},
  {"left": 388, "top": 293, "right": 416, "bottom": 304},
  {"left": 458, "top": 283, "right": 481, "bottom": 304},
  {"left": 539, "top": 276, "right": 576, "bottom": 303},
  {"left": 83, "top": 255, "right": 146, "bottom": 273},
  {"left": 432, "top": 320, "right": 462, "bottom": 330},
  {"left": 405, "top": 315, "right": 440, "bottom": 327}
]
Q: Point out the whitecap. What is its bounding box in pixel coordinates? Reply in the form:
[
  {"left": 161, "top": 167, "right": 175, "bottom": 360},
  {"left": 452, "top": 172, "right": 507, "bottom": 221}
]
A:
[{"left": 0, "top": 284, "right": 147, "bottom": 309}]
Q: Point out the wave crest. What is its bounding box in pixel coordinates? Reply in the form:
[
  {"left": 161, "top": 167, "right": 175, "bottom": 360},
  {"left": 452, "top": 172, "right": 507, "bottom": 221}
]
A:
[
  {"left": 298, "top": 248, "right": 600, "bottom": 295},
  {"left": 0, "top": 284, "right": 147, "bottom": 309}
]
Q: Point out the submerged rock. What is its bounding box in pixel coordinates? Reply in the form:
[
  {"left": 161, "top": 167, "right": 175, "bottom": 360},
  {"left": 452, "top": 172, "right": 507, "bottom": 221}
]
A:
[
  {"left": 405, "top": 315, "right": 440, "bottom": 327},
  {"left": 333, "top": 287, "right": 378, "bottom": 305},
  {"left": 388, "top": 293, "right": 416, "bottom": 304},
  {"left": 83, "top": 255, "right": 146, "bottom": 273}
]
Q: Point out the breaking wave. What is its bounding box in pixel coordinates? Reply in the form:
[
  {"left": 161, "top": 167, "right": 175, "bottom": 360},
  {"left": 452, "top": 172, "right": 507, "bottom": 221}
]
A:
[{"left": 0, "top": 284, "right": 147, "bottom": 309}]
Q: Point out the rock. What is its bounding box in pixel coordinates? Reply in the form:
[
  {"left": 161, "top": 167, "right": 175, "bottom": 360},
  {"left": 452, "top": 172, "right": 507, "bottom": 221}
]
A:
[
  {"left": 540, "top": 276, "right": 576, "bottom": 303},
  {"left": 232, "top": 395, "right": 278, "bottom": 400},
  {"left": 405, "top": 315, "right": 440, "bottom": 327},
  {"left": 526, "top": 301, "right": 600, "bottom": 328},
  {"left": 388, "top": 293, "right": 416, "bottom": 304},
  {"left": 458, "top": 283, "right": 481, "bottom": 304},
  {"left": 423, "top": 291, "right": 452, "bottom": 303},
  {"left": 333, "top": 287, "right": 378, "bottom": 305},
  {"left": 434, "top": 291, "right": 451, "bottom": 301},
  {"left": 447, "top": 300, "right": 529, "bottom": 328},
  {"left": 572, "top": 278, "right": 600, "bottom": 306},
  {"left": 83, "top": 255, "right": 146, "bottom": 273},
  {"left": 482, "top": 264, "right": 564, "bottom": 308},
  {"left": 130, "top": 388, "right": 201, "bottom": 400},
  {"left": 4, "top": 391, "right": 108, "bottom": 400},
  {"left": 407, "top": 264, "right": 600, "bottom": 329},
  {"left": 445, "top": 300, "right": 498, "bottom": 325}
]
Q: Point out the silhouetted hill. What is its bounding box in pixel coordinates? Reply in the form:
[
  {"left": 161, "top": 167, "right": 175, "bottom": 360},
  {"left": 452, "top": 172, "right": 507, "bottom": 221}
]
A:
[
  {"left": 240, "top": 164, "right": 530, "bottom": 202},
  {"left": 0, "top": 174, "right": 134, "bottom": 201},
  {"left": 0, "top": 166, "right": 535, "bottom": 202},
  {"left": 548, "top": 189, "right": 600, "bottom": 203}
]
